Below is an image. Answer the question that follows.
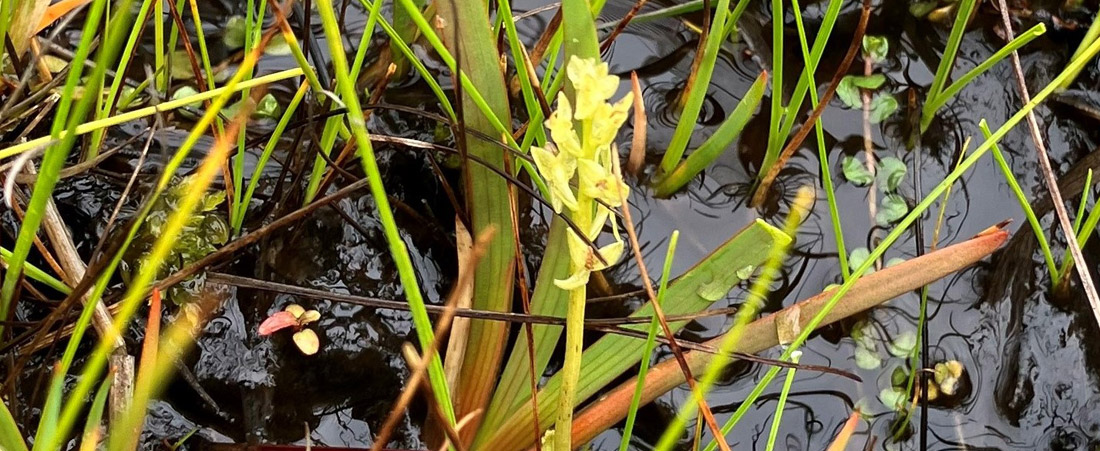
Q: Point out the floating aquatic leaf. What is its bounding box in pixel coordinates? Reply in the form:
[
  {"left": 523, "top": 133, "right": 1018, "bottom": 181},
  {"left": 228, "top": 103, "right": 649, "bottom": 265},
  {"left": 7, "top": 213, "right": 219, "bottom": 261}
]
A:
[
  {"left": 265, "top": 33, "right": 293, "bottom": 56},
  {"left": 876, "top": 194, "right": 909, "bottom": 226},
  {"left": 854, "top": 345, "right": 882, "bottom": 369},
  {"left": 863, "top": 35, "right": 889, "bottom": 63},
  {"left": 888, "top": 331, "right": 917, "bottom": 357},
  {"left": 842, "top": 156, "right": 874, "bottom": 186},
  {"left": 877, "top": 156, "right": 907, "bottom": 191},
  {"left": 837, "top": 74, "right": 886, "bottom": 108},
  {"left": 885, "top": 257, "right": 906, "bottom": 267},
  {"left": 869, "top": 93, "right": 899, "bottom": 123},
  {"left": 879, "top": 387, "right": 908, "bottom": 411},
  {"left": 293, "top": 329, "right": 320, "bottom": 355},
  {"left": 848, "top": 247, "right": 871, "bottom": 274},
  {"left": 910, "top": 0, "right": 938, "bottom": 17},
  {"left": 223, "top": 16, "right": 247, "bottom": 49},
  {"left": 259, "top": 311, "right": 298, "bottom": 335},
  {"left": 891, "top": 366, "right": 909, "bottom": 386},
  {"left": 255, "top": 93, "right": 282, "bottom": 119}
]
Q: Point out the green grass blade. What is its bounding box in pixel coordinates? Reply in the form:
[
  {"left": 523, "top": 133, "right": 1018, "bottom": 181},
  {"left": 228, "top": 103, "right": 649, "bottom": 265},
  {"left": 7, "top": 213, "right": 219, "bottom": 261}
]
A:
[
  {"left": 655, "top": 71, "right": 768, "bottom": 196},
  {"left": 762, "top": 0, "right": 785, "bottom": 174},
  {"left": 919, "top": 0, "right": 979, "bottom": 132},
  {"left": 1058, "top": 171, "right": 1100, "bottom": 285},
  {"left": 768, "top": 0, "right": 843, "bottom": 180},
  {"left": 233, "top": 83, "right": 311, "bottom": 233},
  {"left": 1063, "top": 13, "right": 1100, "bottom": 89},
  {"left": 981, "top": 121, "right": 1058, "bottom": 280},
  {"left": 314, "top": 0, "right": 457, "bottom": 425},
  {"left": 657, "top": 0, "right": 737, "bottom": 174},
  {"left": 0, "top": 396, "right": 27, "bottom": 451},
  {"left": 0, "top": 247, "right": 71, "bottom": 294},
  {"left": 1071, "top": 170, "right": 1092, "bottom": 236},
  {"left": 0, "top": 69, "right": 304, "bottom": 160},
  {"left": 89, "top": 0, "right": 157, "bottom": 159},
  {"left": 374, "top": 16, "right": 455, "bottom": 120},
  {"left": 476, "top": 220, "right": 571, "bottom": 437},
  {"left": 433, "top": 0, "right": 518, "bottom": 438},
  {"left": 619, "top": 231, "right": 680, "bottom": 451},
  {"left": 764, "top": 353, "right": 799, "bottom": 451},
  {"left": 80, "top": 372, "right": 114, "bottom": 446},
  {"left": 927, "top": 24, "right": 1046, "bottom": 125},
  {"left": 790, "top": 0, "right": 848, "bottom": 279}
]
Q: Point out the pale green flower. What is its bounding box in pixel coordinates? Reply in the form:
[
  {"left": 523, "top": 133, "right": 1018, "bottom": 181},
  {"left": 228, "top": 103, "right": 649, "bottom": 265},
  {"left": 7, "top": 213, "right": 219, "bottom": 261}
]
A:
[
  {"left": 546, "top": 94, "right": 584, "bottom": 157},
  {"left": 578, "top": 159, "right": 629, "bottom": 207},
  {"left": 531, "top": 144, "right": 578, "bottom": 213},
  {"left": 590, "top": 94, "right": 633, "bottom": 149},
  {"left": 554, "top": 231, "right": 625, "bottom": 290},
  {"left": 566, "top": 56, "right": 619, "bottom": 120}
]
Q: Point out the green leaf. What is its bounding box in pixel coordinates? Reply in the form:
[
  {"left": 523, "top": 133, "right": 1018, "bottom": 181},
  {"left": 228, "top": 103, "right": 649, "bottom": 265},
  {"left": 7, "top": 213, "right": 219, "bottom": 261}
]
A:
[
  {"left": 891, "top": 366, "right": 909, "bottom": 386},
  {"left": 264, "top": 33, "right": 293, "bottom": 56},
  {"left": 848, "top": 247, "right": 871, "bottom": 274},
  {"left": 854, "top": 345, "right": 882, "bottom": 369},
  {"left": 863, "top": 35, "right": 889, "bottom": 63},
  {"left": 869, "top": 93, "right": 899, "bottom": 123},
  {"left": 837, "top": 74, "right": 885, "bottom": 108},
  {"left": 910, "top": 1, "right": 938, "bottom": 17},
  {"left": 877, "top": 156, "right": 907, "bottom": 191},
  {"left": 885, "top": 257, "right": 906, "bottom": 267},
  {"left": 223, "top": 16, "right": 247, "bottom": 49},
  {"left": 842, "top": 156, "right": 874, "bottom": 186},
  {"left": 888, "top": 331, "right": 917, "bottom": 357},
  {"left": 255, "top": 93, "right": 282, "bottom": 119},
  {"left": 876, "top": 194, "right": 909, "bottom": 226},
  {"left": 879, "top": 387, "right": 908, "bottom": 411},
  {"left": 169, "top": 49, "right": 195, "bottom": 80}
]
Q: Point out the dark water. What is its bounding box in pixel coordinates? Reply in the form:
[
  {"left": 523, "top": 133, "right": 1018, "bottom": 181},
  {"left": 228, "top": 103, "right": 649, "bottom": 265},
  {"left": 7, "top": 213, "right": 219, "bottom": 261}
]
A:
[{"left": 19, "top": 0, "right": 1100, "bottom": 448}]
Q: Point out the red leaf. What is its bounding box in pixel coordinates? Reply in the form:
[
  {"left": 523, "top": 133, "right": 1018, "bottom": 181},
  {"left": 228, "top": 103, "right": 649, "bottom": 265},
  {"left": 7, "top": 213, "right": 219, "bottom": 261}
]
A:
[{"left": 259, "top": 311, "right": 297, "bottom": 335}]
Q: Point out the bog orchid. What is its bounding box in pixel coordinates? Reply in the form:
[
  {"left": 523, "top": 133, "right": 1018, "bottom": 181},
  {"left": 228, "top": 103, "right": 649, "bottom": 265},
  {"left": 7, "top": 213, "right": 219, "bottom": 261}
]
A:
[
  {"left": 532, "top": 56, "right": 633, "bottom": 449},
  {"left": 531, "top": 56, "right": 632, "bottom": 289}
]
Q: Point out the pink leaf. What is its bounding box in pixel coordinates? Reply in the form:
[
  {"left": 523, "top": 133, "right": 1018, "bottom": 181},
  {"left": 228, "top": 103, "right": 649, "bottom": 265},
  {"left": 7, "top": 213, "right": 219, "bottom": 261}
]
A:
[{"left": 259, "top": 311, "right": 297, "bottom": 336}]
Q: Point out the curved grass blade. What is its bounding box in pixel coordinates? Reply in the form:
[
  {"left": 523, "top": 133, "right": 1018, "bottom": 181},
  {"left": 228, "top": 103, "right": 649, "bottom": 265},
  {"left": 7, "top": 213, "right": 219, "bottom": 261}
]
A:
[{"left": 654, "top": 71, "right": 767, "bottom": 197}]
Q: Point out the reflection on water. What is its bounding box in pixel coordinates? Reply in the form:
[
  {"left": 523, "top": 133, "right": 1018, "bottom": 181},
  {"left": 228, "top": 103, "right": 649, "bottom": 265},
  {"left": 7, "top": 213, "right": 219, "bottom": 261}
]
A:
[{"left": 19, "top": 0, "right": 1100, "bottom": 448}]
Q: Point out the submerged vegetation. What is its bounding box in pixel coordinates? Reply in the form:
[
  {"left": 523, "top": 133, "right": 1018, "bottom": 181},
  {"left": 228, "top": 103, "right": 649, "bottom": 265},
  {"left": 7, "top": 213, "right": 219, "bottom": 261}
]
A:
[{"left": 0, "top": 0, "right": 1097, "bottom": 449}]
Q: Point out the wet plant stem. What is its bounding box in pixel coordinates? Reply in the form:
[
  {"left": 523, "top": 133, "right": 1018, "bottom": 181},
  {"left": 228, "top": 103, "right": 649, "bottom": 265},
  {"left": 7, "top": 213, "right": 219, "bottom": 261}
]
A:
[{"left": 556, "top": 195, "right": 592, "bottom": 451}]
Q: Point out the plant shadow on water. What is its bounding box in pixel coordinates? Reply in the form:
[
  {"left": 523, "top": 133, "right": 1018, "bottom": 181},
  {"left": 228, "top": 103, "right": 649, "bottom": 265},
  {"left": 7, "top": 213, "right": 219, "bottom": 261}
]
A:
[{"left": 18, "top": 0, "right": 1100, "bottom": 448}]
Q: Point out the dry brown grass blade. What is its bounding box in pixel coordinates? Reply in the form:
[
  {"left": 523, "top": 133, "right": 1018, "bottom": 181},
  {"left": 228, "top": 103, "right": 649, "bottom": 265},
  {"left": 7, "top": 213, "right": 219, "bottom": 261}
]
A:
[
  {"left": 371, "top": 227, "right": 496, "bottom": 451},
  {"left": 627, "top": 72, "right": 647, "bottom": 176},
  {"left": 443, "top": 217, "right": 476, "bottom": 394},
  {"left": 750, "top": 0, "right": 872, "bottom": 208},
  {"left": 566, "top": 226, "right": 1009, "bottom": 446},
  {"left": 824, "top": 410, "right": 862, "bottom": 451}
]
